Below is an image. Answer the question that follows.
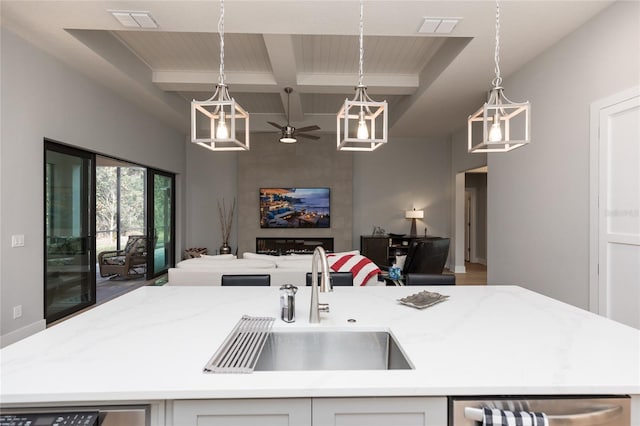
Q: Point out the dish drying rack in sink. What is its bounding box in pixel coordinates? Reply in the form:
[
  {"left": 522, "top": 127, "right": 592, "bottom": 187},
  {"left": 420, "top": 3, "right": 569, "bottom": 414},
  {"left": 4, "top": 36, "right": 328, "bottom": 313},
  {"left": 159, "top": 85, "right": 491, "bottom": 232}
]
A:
[{"left": 203, "top": 315, "right": 275, "bottom": 374}]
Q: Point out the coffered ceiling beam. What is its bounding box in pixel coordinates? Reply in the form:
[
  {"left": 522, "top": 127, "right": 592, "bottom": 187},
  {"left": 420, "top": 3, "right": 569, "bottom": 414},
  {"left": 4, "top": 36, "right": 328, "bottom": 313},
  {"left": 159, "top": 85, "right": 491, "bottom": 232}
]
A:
[
  {"left": 296, "top": 73, "right": 418, "bottom": 95},
  {"left": 263, "top": 34, "right": 304, "bottom": 122},
  {"left": 153, "top": 70, "right": 277, "bottom": 92},
  {"left": 153, "top": 70, "right": 418, "bottom": 96}
]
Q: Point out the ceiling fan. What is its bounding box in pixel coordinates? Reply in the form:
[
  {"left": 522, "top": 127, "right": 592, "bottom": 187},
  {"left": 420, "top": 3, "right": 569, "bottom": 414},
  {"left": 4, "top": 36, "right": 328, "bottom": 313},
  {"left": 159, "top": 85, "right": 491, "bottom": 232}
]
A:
[{"left": 268, "top": 87, "right": 321, "bottom": 143}]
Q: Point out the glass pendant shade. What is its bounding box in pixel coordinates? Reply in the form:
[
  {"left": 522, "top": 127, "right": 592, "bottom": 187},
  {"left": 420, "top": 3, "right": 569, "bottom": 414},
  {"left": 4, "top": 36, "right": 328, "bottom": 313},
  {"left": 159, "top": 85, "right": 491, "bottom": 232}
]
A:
[
  {"left": 337, "top": 85, "right": 388, "bottom": 151},
  {"left": 468, "top": 86, "right": 530, "bottom": 153}
]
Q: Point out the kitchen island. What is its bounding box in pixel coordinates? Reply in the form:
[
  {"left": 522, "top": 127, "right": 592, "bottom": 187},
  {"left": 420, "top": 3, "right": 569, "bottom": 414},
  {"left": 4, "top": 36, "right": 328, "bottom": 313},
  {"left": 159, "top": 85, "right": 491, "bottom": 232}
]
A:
[{"left": 1, "top": 285, "right": 639, "bottom": 425}]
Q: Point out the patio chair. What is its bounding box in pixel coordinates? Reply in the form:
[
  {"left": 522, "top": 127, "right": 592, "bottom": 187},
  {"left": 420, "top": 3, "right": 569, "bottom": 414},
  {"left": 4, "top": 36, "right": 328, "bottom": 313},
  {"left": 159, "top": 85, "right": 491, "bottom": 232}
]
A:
[{"left": 98, "top": 235, "right": 147, "bottom": 279}]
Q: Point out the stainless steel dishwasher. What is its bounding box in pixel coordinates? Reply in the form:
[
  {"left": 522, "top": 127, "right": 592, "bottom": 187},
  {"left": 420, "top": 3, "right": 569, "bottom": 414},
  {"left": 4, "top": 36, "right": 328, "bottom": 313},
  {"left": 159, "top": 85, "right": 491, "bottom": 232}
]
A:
[
  {"left": 0, "top": 405, "right": 149, "bottom": 426},
  {"left": 449, "top": 396, "right": 630, "bottom": 425}
]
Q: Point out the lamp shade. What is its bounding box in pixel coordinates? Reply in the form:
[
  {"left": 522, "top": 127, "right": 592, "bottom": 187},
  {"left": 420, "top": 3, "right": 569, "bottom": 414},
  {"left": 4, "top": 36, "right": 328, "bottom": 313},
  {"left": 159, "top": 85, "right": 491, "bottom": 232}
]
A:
[{"left": 405, "top": 209, "right": 424, "bottom": 219}]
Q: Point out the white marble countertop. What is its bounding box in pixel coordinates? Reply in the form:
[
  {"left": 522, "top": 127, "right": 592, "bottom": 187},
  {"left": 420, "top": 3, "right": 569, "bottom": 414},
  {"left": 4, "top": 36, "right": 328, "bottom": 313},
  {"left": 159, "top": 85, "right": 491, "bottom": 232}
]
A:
[{"left": 1, "top": 285, "right": 639, "bottom": 405}]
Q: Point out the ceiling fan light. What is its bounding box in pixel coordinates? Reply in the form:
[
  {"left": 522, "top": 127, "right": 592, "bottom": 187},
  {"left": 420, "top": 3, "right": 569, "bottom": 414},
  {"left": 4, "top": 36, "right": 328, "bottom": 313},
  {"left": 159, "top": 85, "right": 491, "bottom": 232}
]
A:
[{"left": 279, "top": 126, "right": 297, "bottom": 143}]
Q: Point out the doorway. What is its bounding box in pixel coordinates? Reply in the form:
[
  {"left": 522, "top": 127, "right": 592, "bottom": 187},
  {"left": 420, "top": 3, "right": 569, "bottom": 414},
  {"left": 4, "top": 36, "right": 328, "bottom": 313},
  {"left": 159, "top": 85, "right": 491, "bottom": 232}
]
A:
[{"left": 454, "top": 167, "right": 488, "bottom": 279}]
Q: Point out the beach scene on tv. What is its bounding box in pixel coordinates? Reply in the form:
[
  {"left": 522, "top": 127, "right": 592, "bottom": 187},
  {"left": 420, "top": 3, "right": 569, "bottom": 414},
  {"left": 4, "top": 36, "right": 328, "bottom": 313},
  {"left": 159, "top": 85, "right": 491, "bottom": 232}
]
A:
[{"left": 260, "top": 188, "right": 330, "bottom": 228}]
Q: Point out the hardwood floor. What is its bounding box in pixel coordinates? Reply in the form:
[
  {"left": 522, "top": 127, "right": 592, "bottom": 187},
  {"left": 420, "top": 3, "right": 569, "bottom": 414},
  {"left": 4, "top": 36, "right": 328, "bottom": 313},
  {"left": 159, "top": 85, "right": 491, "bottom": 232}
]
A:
[{"left": 449, "top": 262, "right": 487, "bottom": 285}]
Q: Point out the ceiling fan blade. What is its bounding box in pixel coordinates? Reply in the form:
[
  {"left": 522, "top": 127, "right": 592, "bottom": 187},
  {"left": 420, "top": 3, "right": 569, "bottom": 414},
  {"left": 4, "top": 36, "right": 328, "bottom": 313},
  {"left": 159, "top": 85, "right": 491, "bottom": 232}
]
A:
[
  {"left": 295, "top": 125, "right": 321, "bottom": 133},
  {"left": 297, "top": 133, "right": 321, "bottom": 140},
  {"left": 267, "top": 121, "right": 285, "bottom": 130}
]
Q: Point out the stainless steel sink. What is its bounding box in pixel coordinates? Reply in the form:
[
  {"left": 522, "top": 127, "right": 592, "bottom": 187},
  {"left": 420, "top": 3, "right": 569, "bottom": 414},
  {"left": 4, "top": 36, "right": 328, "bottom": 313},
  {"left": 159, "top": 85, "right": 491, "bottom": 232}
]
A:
[{"left": 254, "top": 330, "right": 413, "bottom": 371}]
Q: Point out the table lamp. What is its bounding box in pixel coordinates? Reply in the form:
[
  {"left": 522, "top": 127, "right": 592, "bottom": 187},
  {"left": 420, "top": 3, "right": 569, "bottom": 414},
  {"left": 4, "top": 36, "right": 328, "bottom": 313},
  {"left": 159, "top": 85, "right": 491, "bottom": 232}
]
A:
[{"left": 405, "top": 209, "right": 424, "bottom": 237}]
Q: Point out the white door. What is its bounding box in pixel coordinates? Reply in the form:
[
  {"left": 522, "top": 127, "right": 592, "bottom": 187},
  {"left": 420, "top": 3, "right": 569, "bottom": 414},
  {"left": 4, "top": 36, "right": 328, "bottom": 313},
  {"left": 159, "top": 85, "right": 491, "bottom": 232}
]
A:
[{"left": 590, "top": 87, "right": 640, "bottom": 329}]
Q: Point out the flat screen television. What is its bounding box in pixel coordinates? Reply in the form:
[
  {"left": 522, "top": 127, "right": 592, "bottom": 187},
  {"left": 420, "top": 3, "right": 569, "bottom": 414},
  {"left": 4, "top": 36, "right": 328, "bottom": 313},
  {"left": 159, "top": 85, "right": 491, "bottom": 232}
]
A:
[{"left": 260, "top": 187, "right": 330, "bottom": 228}]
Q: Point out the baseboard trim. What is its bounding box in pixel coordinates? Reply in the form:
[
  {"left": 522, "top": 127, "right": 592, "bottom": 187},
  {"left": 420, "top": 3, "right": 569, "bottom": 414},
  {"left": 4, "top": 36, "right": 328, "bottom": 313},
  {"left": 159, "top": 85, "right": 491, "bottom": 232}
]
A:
[
  {"left": 0, "top": 319, "right": 46, "bottom": 348},
  {"left": 454, "top": 265, "right": 466, "bottom": 273},
  {"left": 472, "top": 257, "right": 487, "bottom": 266}
]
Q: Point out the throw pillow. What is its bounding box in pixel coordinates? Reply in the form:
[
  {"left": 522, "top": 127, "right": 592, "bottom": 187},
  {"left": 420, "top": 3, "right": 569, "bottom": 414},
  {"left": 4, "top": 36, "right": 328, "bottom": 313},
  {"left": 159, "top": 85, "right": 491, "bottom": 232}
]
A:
[{"left": 327, "top": 253, "right": 380, "bottom": 286}]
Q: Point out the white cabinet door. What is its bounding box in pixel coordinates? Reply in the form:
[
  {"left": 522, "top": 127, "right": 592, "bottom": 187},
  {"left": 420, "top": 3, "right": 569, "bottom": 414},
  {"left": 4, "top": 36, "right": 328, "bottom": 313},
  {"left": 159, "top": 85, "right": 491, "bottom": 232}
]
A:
[
  {"left": 312, "top": 396, "right": 447, "bottom": 426},
  {"left": 171, "top": 398, "right": 311, "bottom": 426}
]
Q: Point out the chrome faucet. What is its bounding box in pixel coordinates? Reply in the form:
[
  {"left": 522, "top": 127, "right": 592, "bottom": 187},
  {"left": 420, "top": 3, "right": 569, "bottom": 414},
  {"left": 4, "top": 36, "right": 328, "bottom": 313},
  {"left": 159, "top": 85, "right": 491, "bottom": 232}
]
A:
[{"left": 309, "top": 246, "right": 332, "bottom": 323}]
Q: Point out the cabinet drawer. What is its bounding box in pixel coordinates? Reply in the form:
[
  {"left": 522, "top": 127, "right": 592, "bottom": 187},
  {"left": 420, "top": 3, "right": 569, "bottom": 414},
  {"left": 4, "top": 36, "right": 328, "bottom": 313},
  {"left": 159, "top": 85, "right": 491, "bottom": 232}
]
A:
[
  {"left": 312, "top": 396, "right": 447, "bottom": 426},
  {"left": 172, "top": 398, "right": 311, "bottom": 426}
]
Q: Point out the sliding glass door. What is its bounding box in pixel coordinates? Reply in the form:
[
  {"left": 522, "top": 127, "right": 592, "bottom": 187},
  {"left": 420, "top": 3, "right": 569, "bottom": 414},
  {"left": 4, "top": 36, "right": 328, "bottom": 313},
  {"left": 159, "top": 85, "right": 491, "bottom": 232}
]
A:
[
  {"left": 147, "top": 169, "right": 175, "bottom": 278},
  {"left": 44, "top": 141, "right": 96, "bottom": 323},
  {"left": 44, "top": 142, "right": 175, "bottom": 322}
]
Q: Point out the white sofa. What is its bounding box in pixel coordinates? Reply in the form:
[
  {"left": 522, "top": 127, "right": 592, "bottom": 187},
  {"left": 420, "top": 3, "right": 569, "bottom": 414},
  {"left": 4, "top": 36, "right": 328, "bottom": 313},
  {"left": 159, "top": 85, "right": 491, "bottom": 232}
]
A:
[{"left": 167, "top": 252, "right": 383, "bottom": 287}]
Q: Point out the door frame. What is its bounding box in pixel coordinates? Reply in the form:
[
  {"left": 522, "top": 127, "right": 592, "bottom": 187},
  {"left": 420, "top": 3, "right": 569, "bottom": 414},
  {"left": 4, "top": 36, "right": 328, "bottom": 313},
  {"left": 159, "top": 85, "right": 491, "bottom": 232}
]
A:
[
  {"left": 43, "top": 139, "right": 97, "bottom": 324},
  {"left": 465, "top": 188, "right": 478, "bottom": 263},
  {"left": 146, "top": 168, "right": 176, "bottom": 279},
  {"left": 589, "top": 85, "right": 640, "bottom": 315}
]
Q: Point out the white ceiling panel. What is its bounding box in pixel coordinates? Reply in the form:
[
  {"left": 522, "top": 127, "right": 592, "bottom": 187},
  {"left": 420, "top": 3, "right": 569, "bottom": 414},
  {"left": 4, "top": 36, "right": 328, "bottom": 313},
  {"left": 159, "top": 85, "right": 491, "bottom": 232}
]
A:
[
  {"left": 0, "top": 0, "right": 617, "bottom": 137},
  {"left": 115, "top": 31, "right": 272, "bottom": 72}
]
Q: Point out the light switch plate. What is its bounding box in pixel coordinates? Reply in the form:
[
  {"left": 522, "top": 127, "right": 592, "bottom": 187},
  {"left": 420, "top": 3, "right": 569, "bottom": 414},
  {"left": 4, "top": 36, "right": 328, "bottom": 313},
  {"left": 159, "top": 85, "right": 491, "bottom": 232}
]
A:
[{"left": 11, "top": 234, "right": 25, "bottom": 247}]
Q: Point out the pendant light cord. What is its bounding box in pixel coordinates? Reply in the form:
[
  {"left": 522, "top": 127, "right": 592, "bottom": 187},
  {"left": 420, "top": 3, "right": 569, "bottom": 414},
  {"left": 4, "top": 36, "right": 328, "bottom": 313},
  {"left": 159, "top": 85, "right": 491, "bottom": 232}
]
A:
[
  {"left": 358, "top": 0, "right": 364, "bottom": 87},
  {"left": 492, "top": 0, "right": 502, "bottom": 88},
  {"left": 218, "top": 0, "right": 225, "bottom": 85}
]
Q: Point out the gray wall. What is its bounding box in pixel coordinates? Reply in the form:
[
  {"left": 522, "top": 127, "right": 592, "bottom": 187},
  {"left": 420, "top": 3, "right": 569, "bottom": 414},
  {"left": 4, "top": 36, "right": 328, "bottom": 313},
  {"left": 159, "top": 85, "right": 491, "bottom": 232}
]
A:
[
  {"left": 0, "top": 28, "right": 186, "bottom": 344},
  {"left": 185, "top": 135, "right": 454, "bottom": 259},
  {"left": 237, "top": 133, "right": 353, "bottom": 255},
  {"left": 353, "top": 137, "right": 452, "bottom": 248},
  {"left": 450, "top": 129, "right": 487, "bottom": 272},
  {"left": 465, "top": 172, "right": 487, "bottom": 263},
  {"left": 184, "top": 143, "right": 238, "bottom": 255},
  {"left": 487, "top": 1, "right": 640, "bottom": 308}
]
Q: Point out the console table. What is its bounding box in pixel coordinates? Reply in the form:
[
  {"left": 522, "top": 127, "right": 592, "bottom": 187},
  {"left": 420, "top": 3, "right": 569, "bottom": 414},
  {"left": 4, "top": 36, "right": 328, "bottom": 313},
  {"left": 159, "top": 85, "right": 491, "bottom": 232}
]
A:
[
  {"left": 256, "top": 237, "right": 334, "bottom": 255},
  {"left": 361, "top": 235, "right": 423, "bottom": 267}
]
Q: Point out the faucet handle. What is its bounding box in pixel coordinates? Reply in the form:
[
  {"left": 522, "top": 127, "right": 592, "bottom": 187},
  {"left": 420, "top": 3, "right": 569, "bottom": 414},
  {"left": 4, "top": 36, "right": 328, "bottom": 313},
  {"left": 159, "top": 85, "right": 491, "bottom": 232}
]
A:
[{"left": 318, "top": 303, "right": 330, "bottom": 313}]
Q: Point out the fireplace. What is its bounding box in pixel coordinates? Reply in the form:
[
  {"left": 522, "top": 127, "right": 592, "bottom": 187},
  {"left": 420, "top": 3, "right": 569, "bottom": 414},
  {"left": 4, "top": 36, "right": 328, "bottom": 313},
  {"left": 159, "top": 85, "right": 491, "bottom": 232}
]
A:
[{"left": 256, "top": 237, "right": 334, "bottom": 255}]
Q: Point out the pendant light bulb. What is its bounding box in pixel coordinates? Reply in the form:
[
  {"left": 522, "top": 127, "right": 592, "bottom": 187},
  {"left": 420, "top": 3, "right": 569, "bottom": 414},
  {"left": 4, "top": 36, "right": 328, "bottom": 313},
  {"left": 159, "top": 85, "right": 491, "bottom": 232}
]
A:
[
  {"left": 357, "top": 110, "right": 369, "bottom": 140},
  {"left": 216, "top": 111, "right": 229, "bottom": 139},
  {"left": 489, "top": 114, "right": 502, "bottom": 142}
]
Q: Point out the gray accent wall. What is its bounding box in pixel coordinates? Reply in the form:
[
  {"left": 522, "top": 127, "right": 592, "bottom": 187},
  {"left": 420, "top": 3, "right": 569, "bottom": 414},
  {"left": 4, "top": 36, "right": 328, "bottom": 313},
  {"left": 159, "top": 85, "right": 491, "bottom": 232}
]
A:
[
  {"left": 0, "top": 28, "right": 186, "bottom": 344},
  {"left": 236, "top": 133, "right": 353, "bottom": 255},
  {"left": 487, "top": 1, "right": 640, "bottom": 309}
]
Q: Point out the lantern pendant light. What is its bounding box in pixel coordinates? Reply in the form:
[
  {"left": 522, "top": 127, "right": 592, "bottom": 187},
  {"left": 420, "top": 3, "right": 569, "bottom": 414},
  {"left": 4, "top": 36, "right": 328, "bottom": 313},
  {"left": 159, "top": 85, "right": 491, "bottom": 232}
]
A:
[
  {"left": 191, "top": 0, "right": 249, "bottom": 151},
  {"left": 468, "top": 0, "right": 530, "bottom": 153},
  {"left": 337, "top": 0, "right": 388, "bottom": 151}
]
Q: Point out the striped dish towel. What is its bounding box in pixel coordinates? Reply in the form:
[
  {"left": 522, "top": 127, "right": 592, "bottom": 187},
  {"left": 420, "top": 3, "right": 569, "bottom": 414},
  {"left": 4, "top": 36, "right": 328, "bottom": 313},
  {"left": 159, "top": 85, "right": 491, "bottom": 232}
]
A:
[{"left": 483, "top": 407, "right": 549, "bottom": 426}]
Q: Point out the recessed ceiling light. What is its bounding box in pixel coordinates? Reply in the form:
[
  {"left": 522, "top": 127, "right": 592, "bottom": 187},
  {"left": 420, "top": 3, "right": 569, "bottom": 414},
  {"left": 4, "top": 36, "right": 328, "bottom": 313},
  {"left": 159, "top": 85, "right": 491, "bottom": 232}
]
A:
[
  {"left": 110, "top": 10, "right": 158, "bottom": 29},
  {"left": 418, "top": 17, "right": 460, "bottom": 34}
]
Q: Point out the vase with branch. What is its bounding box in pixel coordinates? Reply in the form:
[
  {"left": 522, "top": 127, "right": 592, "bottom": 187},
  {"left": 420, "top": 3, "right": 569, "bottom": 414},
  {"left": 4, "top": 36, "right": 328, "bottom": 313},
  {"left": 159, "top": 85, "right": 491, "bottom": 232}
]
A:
[{"left": 218, "top": 198, "right": 235, "bottom": 254}]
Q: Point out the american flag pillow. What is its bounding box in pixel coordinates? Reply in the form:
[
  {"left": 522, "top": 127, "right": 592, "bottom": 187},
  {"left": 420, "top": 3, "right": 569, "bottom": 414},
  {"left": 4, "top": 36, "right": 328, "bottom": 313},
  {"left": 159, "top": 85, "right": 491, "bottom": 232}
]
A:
[{"left": 327, "top": 253, "right": 381, "bottom": 286}]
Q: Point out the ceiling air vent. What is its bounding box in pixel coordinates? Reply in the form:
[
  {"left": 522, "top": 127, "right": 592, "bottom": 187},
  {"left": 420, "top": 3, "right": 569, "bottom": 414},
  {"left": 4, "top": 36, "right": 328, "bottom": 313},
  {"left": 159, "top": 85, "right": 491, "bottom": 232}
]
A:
[
  {"left": 418, "top": 17, "right": 460, "bottom": 34},
  {"left": 110, "top": 11, "right": 158, "bottom": 29}
]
